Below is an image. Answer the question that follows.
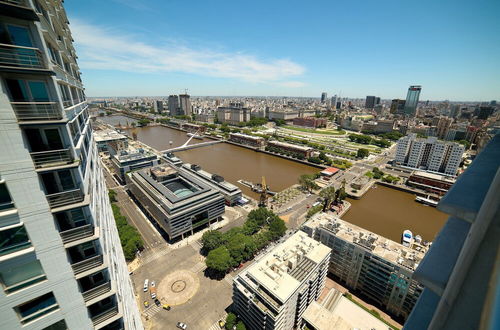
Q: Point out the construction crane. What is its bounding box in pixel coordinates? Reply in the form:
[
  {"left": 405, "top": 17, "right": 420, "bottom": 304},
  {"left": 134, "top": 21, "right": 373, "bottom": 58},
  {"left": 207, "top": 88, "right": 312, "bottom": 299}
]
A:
[{"left": 259, "top": 176, "right": 268, "bottom": 207}]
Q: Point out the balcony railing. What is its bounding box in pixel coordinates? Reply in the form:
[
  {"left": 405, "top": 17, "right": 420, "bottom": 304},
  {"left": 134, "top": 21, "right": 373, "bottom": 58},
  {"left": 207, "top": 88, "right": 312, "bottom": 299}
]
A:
[
  {"left": 11, "top": 102, "right": 62, "bottom": 121},
  {"left": 0, "top": 0, "right": 28, "bottom": 6},
  {"left": 63, "top": 100, "right": 73, "bottom": 108},
  {"left": 91, "top": 305, "right": 119, "bottom": 326},
  {"left": 72, "top": 255, "right": 103, "bottom": 275},
  {"left": 46, "top": 187, "right": 84, "bottom": 209},
  {"left": 30, "top": 148, "right": 73, "bottom": 169},
  {"left": 0, "top": 43, "right": 46, "bottom": 70},
  {"left": 82, "top": 281, "right": 111, "bottom": 303},
  {"left": 60, "top": 224, "right": 94, "bottom": 244}
]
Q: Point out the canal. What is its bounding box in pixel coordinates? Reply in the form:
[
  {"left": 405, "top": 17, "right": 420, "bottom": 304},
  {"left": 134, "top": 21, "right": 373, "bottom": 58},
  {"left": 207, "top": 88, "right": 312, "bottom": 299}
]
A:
[
  {"left": 343, "top": 185, "right": 448, "bottom": 242},
  {"left": 97, "top": 115, "right": 447, "bottom": 242}
]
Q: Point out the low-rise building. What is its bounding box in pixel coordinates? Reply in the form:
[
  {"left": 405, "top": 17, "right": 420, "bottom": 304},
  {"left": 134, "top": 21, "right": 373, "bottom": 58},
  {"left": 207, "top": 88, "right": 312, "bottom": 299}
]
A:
[
  {"left": 292, "top": 117, "right": 327, "bottom": 128},
  {"left": 229, "top": 133, "right": 266, "bottom": 148},
  {"left": 217, "top": 103, "right": 250, "bottom": 125},
  {"left": 267, "top": 140, "right": 313, "bottom": 158},
  {"left": 182, "top": 122, "right": 206, "bottom": 134},
  {"left": 407, "top": 171, "right": 456, "bottom": 196},
  {"left": 301, "top": 213, "right": 428, "bottom": 321},
  {"left": 94, "top": 128, "right": 129, "bottom": 153},
  {"left": 110, "top": 147, "right": 159, "bottom": 183},
  {"left": 181, "top": 163, "right": 242, "bottom": 205},
  {"left": 233, "top": 231, "right": 331, "bottom": 330},
  {"left": 127, "top": 165, "right": 225, "bottom": 240}
]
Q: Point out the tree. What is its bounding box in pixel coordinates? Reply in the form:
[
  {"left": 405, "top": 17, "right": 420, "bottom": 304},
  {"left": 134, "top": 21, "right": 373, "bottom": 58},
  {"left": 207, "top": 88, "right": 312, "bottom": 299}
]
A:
[
  {"left": 308, "top": 157, "right": 322, "bottom": 164},
  {"left": 225, "top": 313, "right": 237, "bottom": 330},
  {"left": 318, "top": 152, "right": 329, "bottom": 162},
  {"left": 319, "top": 186, "right": 336, "bottom": 212},
  {"left": 206, "top": 246, "right": 233, "bottom": 273},
  {"left": 269, "top": 218, "right": 287, "bottom": 240},
  {"left": 235, "top": 321, "right": 247, "bottom": 330},
  {"left": 357, "top": 148, "right": 369, "bottom": 158},
  {"left": 201, "top": 230, "right": 225, "bottom": 252},
  {"left": 299, "top": 174, "right": 320, "bottom": 192},
  {"left": 108, "top": 189, "right": 117, "bottom": 202}
]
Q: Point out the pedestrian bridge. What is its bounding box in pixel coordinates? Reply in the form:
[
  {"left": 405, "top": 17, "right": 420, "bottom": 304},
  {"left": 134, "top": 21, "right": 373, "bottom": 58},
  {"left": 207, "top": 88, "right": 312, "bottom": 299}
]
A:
[{"left": 161, "top": 140, "right": 222, "bottom": 153}]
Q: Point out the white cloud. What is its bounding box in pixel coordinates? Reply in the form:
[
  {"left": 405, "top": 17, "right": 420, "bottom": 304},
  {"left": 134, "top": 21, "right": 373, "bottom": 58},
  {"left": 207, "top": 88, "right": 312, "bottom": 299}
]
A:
[{"left": 70, "top": 20, "right": 305, "bottom": 87}]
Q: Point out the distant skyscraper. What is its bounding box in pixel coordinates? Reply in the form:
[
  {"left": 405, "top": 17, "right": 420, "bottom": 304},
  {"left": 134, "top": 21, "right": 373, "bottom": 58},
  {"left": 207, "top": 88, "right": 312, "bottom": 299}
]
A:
[
  {"left": 474, "top": 106, "right": 494, "bottom": 120},
  {"left": 0, "top": 1, "right": 142, "bottom": 329},
  {"left": 153, "top": 100, "right": 164, "bottom": 114},
  {"left": 365, "top": 96, "right": 376, "bottom": 109},
  {"left": 168, "top": 95, "right": 179, "bottom": 115},
  {"left": 390, "top": 99, "right": 406, "bottom": 114},
  {"left": 404, "top": 85, "right": 422, "bottom": 117},
  {"left": 331, "top": 95, "right": 337, "bottom": 108},
  {"left": 179, "top": 94, "right": 192, "bottom": 116},
  {"left": 321, "top": 92, "right": 327, "bottom": 103}
]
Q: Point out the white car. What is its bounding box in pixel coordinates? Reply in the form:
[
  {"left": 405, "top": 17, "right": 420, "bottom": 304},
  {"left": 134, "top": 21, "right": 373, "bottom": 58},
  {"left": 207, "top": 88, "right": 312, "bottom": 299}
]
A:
[
  {"left": 150, "top": 281, "right": 156, "bottom": 287},
  {"left": 176, "top": 322, "right": 187, "bottom": 329},
  {"left": 143, "top": 279, "right": 149, "bottom": 292}
]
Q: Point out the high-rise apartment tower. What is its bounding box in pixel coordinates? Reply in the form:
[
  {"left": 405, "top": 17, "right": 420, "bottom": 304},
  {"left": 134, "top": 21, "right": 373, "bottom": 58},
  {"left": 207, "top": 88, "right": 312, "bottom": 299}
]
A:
[
  {"left": 0, "top": 1, "right": 142, "bottom": 329},
  {"left": 404, "top": 85, "right": 421, "bottom": 117}
]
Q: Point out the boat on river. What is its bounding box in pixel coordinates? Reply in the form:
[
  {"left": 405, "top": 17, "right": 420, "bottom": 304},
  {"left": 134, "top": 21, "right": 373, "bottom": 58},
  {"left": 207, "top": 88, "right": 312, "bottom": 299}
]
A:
[
  {"left": 415, "top": 195, "right": 439, "bottom": 207},
  {"left": 402, "top": 230, "right": 413, "bottom": 247}
]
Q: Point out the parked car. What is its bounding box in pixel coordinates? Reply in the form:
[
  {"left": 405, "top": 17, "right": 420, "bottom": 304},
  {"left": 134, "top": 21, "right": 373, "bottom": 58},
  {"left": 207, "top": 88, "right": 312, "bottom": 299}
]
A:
[
  {"left": 143, "top": 279, "right": 149, "bottom": 292},
  {"left": 218, "top": 320, "right": 225, "bottom": 328},
  {"left": 163, "top": 304, "right": 171, "bottom": 311},
  {"left": 176, "top": 322, "right": 187, "bottom": 329},
  {"left": 150, "top": 286, "right": 157, "bottom": 299},
  {"left": 154, "top": 299, "right": 161, "bottom": 307},
  {"left": 143, "top": 301, "right": 149, "bottom": 308},
  {"left": 150, "top": 281, "right": 156, "bottom": 287}
]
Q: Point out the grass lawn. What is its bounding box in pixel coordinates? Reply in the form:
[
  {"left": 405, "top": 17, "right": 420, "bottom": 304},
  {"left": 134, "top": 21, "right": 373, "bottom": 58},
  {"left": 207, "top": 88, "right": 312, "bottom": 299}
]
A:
[{"left": 283, "top": 126, "right": 346, "bottom": 135}]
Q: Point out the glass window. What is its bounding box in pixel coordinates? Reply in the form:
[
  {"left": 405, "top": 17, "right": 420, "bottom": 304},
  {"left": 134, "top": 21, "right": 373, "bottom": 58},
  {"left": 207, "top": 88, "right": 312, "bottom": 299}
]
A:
[
  {"left": 16, "top": 292, "right": 59, "bottom": 324},
  {"left": 0, "top": 183, "right": 15, "bottom": 211},
  {"left": 42, "top": 320, "right": 67, "bottom": 330},
  {"left": 7, "top": 25, "right": 32, "bottom": 47},
  {"left": 28, "top": 81, "right": 49, "bottom": 101},
  {"left": 0, "top": 226, "right": 31, "bottom": 256},
  {"left": 0, "top": 259, "right": 46, "bottom": 293}
]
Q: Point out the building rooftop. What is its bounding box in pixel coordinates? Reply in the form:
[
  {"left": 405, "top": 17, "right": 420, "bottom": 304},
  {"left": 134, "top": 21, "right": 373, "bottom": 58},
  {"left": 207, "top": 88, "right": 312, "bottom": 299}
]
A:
[
  {"left": 181, "top": 163, "right": 240, "bottom": 193},
  {"left": 93, "top": 128, "right": 127, "bottom": 142},
  {"left": 305, "top": 213, "right": 429, "bottom": 271},
  {"left": 243, "top": 231, "right": 331, "bottom": 303},
  {"left": 229, "top": 132, "right": 264, "bottom": 141},
  {"left": 268, "top": 140, "right": 313, "bottom": 151},
  {"left": 113, "top": 147, "right": 157, "bottom": 163},
  {"left": 411, "top": 170, "right": 456, "bottom": 183},
  {"left": 302, "top": 299, "right": 389, "bottom": 330}
]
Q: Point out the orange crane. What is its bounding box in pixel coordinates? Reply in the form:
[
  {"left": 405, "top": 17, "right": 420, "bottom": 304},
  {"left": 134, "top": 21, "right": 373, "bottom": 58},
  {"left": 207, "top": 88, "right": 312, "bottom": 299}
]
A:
[{"left": 259, "top": 176, "right": 268, "bottom": 207}]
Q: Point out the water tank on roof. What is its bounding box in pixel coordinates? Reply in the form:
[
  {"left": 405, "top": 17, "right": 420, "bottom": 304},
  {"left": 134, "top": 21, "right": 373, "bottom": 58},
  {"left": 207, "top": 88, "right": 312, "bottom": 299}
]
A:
[{"left": 212, "top": 174, "right": 224, "bottom": 182}]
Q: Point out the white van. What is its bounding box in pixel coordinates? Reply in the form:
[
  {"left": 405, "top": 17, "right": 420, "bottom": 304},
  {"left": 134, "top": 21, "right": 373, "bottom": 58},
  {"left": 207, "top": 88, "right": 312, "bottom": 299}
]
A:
[{"left": 143, "top": 279, "right": 149, "bottom": 292}]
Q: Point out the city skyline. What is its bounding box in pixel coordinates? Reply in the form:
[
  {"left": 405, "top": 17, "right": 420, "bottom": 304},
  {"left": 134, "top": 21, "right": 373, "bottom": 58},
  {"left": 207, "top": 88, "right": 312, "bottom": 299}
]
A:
[{"left": 65, "top": 0, "right": 500, "bottom": 101}]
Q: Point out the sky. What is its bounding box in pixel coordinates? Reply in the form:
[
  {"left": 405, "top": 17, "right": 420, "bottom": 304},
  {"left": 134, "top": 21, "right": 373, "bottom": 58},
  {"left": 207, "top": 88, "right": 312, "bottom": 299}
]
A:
[{"left": 65, "top": 0, "right": 500, "bottom": 101}]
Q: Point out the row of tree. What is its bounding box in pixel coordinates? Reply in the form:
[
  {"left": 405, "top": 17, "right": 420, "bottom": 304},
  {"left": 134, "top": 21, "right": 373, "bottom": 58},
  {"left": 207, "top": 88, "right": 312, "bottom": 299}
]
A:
[
  {"left": 203, "top": 208, "right": 287, "bottom": 275},
  {"left": 349, "top": 134, "right": 391, "bottom": 148},
  {"left": 109, "top": 190, "right": 144, "bottom": 261}
]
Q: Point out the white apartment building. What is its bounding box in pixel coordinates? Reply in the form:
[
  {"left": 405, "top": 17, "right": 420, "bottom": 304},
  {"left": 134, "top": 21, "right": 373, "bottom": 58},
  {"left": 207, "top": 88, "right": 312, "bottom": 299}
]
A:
[
  {"left": 394, "top": 134, "right": 464, "bottom": 176},
  {"left": 0, "top": 1, "right": 142, "bottom": 329},
  {"left": 232, "top": 232, "right": 331, "bottom": 330},
  {"left": 301, "top": 213, "right": 428, "bottom": 320}
]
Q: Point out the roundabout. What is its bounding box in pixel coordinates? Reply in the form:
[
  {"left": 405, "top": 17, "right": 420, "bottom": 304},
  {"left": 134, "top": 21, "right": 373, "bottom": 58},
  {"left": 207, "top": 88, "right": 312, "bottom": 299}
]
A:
[{"left": 157, "top": 270, "right": 200, "bottom": 306}]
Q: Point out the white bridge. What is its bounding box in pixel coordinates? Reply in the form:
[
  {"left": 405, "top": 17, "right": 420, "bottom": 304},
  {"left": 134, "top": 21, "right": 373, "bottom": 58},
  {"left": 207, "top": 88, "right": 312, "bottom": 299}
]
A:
[{"left": 161, "top": 129, "right": 223, "bottom": 153}]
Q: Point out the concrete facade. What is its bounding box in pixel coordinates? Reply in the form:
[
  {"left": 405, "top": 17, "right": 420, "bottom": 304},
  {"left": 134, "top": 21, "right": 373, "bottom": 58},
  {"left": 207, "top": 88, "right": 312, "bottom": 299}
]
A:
[
  {"left": 233, "top": 232, "right": 331, "bottom": 330},
  {"left": 0, "top": 1, "right": 142, "bottom": 329}
]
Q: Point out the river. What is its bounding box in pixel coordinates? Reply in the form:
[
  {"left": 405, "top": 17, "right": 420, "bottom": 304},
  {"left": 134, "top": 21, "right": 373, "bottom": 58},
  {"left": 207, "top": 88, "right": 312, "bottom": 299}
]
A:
[{"left": 97, "top": 115, "right": 447, "bottom": 241}]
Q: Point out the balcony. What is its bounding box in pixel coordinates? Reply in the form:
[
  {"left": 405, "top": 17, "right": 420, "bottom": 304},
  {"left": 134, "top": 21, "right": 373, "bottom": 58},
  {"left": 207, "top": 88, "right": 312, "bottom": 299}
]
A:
[
  {"left": 60, "top": 224, "right": 94, "bottom": 244},
  {"left": 0, "top": 43, "right": 47, "bottom": 71},
  {"left": 92, "top": 305, "right": 119, "bottom": 326},
  {"left": 82, "top": 281, "right": 112, "bottom": 303},
  {"left": 11, "top": 102, "right": 63, "bottom": 122},
  {"left": 30, "top": 148, "right": 74, "bottom": 169},
  {"left": 71, "top": 255, "right": 103, "bottom": 275},
  {"left": 46, "top": 187, "right": 84, "bottom": 209},
  {"left": 0, "top": 1, "right": 39, "bottom": 21}
]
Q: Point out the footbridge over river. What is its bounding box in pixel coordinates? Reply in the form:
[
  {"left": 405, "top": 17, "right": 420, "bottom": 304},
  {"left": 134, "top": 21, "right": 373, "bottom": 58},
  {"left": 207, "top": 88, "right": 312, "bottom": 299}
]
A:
[{"left": 161, "top": 140, "right": 222, "bottom": 153}]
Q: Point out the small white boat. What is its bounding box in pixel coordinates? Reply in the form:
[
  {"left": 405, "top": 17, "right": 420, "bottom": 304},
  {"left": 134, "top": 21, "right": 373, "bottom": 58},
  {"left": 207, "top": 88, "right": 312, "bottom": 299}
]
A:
[
  {"left": 415, "top": 195, "right": 439, "bottom": 207},
  {"left": 414, "top": 235, "right": 422, "bottom": 245},
  {"left": 187, "top": 132, "right": 203, "bottom": 139},
  {"left": 402, "top": 230, "right": 413, "bottom": 247}
]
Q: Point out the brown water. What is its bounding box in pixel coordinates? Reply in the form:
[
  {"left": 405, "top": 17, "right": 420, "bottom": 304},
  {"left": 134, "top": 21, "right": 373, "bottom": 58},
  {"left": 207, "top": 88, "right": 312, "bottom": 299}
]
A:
[
  {"left": 98, "top": 114, "right": 138, "bottom": 127},
  {"left": 105, "top": 120, "right": 447, "bottom": 241},
  {"left": 343, "top": 185, "right": 448, "bottom": 242}
]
